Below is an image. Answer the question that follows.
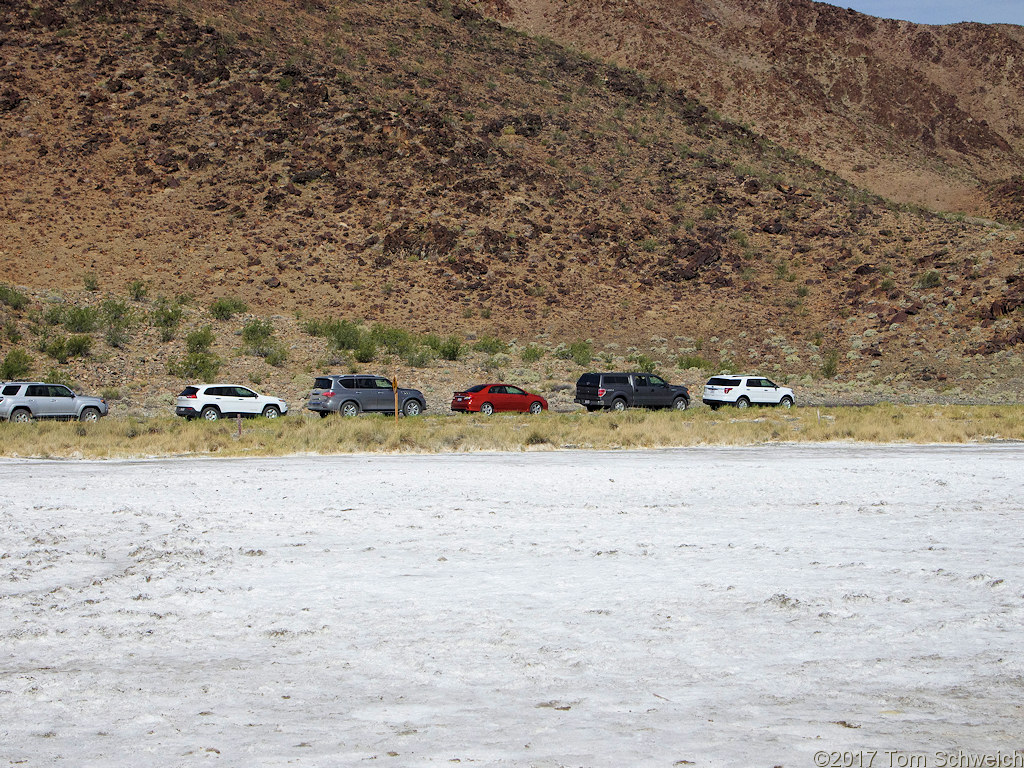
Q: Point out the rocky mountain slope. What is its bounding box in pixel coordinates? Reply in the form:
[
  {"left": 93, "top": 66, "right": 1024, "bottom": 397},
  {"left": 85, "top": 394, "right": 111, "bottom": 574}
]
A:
[
  {"left": 472, "top": 0, "right": 1024, "bottom": 219},
  {"left": 0, "top": 0, "right": 1023, "bottom": 407}
]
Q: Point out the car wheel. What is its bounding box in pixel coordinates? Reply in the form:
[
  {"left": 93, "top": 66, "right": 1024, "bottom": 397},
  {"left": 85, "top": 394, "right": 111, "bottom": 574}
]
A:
[
  {"left": 672, "top": 397, "right": 688, "bottom": 411},
  {"left": 79, "top": 407, "right": 100, "bottom": 423},
  {"left": 780, "top": 396, "right": 793, "bottom": 409},
  {"left": 340, "top": 401, "right": 360, "bottom": 417},
  {"left": 611, "top": 398, "right": 627, "bottom": 412},
  {"left": 480, "top": 402, "right": 494, "bottom": 415},
  {"left": 735, "top": 397, "right": 750, "bottom": 409},
  {"left": 10, "top": 408, "right": 32, "bottom": 424},
  {"left": 201, "top": 406, "right": 220, "bottom": 421},
  {"left": 709, "top": 404, "right": 720, "bottom": 411},
  {"left": 403, "top": 399, "right": 422, "bottom": 417},
  {"left": 262, "top": 405, "right": 281, "bottom": 419},
  {"left": 319, "top": 411, "right": 330, "bottom": 419},
  {"left": 529, "top": 401, "right": 543, "bottom": 415}
]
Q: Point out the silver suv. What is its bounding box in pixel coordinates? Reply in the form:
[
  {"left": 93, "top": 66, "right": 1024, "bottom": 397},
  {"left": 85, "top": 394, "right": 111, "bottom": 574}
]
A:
[
  {"left": 307, "top": 374, "right": 426, "bottom": 417},
  {"left": 0, "top": 382, "right": 109, "bottom": 422}
]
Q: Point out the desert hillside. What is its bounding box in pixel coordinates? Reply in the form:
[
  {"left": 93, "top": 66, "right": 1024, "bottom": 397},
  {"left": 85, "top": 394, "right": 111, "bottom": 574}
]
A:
[
  {"left": 0, "top": 0, "right": 1023, "bottom": 411},
  {"left": 472, "top": 0, "right": 1024, "bottom": 219}
]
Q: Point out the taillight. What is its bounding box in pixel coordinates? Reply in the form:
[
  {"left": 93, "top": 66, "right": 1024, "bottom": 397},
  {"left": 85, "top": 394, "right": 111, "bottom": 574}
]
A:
[
  {"left": 186, "top": 393, "right": 197, "bottom": 399},
  {"left": 323, "top": 390, "right": 334, "bottom": 397},
  {"left": 723, "top": 387, "right": 733, "bottom": 394},
  {"left": 597, "top": 388, "right": 607, "bottom": 397}
]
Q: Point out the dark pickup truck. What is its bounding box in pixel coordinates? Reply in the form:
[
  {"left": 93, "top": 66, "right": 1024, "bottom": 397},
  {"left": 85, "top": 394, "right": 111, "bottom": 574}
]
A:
[{"left": 574, "top": 372, "right": 690, "bottom": 412}]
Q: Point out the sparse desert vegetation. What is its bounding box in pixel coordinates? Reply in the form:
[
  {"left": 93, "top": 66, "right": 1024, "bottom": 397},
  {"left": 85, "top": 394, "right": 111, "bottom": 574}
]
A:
[{"left": 2, "top": 405, "right": 1022, "bottom": 459}]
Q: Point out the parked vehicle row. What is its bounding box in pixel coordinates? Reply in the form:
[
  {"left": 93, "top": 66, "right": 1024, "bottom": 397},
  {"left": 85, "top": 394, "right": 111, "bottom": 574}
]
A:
[{"left": 1, "top": 372, "right": 796, "bottom": 423}]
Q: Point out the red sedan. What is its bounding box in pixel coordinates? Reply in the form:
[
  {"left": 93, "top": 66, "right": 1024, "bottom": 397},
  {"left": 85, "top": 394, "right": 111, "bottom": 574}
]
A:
[{"left": 451, "top": 384, "right": 548, "bottom": 415}]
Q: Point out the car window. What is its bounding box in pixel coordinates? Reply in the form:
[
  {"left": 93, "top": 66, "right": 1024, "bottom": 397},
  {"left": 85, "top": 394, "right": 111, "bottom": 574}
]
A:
[
  {"left": 313, "top": 378, "right": 333, "bottom": 390},
  {"left": 466, "top": 385, "right": 486, "bottom": 393},
  {"left": 760, "top": 378, "right": 776, "bottom": 388},
  {"left": 605, "top": 375, "right": 627, "bottom": 385},
  {"left": 374, "top": 378, "right": 393, "bottom": 389},
  {"left": 707, "top": 377, "right": 741, "bottom": 386},
  {"left": 488, "top": 386, "right": 504, "bottom": 394},
  {"left": 50, "top": 386, "right": 74, "bottom": 398},
  {"left": 649, "top": 376, "right": 667, "bottom": 387},
  {"left": 577, "top": 373, "right": 599, "bottom": 387},
  {"left": 353, "top": 378, "right": 373, "bottom": 389},
  {"left": 179, "top": 386, "right": 199, "bottom": 397},
  {"left": 26, "top": 385, "right": 47, "bottom": 396},
  {"left": 234, "top": 387, "right": 257, "bottom": 398},
  {"left": 634, "top": 375, "right": 649, "bottom": 386},
  {"left": 506, "top": 386, "right": 526, "bottom": 395},
  {"left": 2, "top": 384, "right": 21, "bottom": 395},
  {"left": 204, "top": 386, "right": 223, "bottom": 396},
  {"left": 339, "top": 379, "right": 355, "bottom": 389}
]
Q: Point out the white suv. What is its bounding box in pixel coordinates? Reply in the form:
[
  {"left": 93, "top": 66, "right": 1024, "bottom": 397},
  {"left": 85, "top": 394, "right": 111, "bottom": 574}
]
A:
[
  {"left": 702, "top": 375, "right": 795, "bottom": 410},
  {"left": 175, "top": 385, "right": 288, "bottom": 421}
]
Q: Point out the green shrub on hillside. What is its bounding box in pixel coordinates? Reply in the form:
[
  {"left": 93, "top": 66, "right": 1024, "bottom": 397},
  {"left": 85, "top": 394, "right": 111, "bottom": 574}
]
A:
[
  {"left": 186, "top": 325, "right": 215, "bottom": 354},
  {"left": 473, "top": 335, "right": 508, "bottom": 355},
  {"left": 0, "top": 284, "right": 29, "bottom": 310},
  {"left": 210, "top": 296, "right": 249, "bottom": 320},
  {"left": 677, "top": 355, "right": 713, "bottom": 370},
  {"left": 62, "top": 306, "right": 100, "bottom": 333},
  {"left": 168, "top": 352, "right": 222, "bottom": 380},
  {"left": 520, "top": 345, "right": 544, "bottom": 363},
  {"left": 438, "top": 335, "right": 464, "bottom": 361},
  {"left": 0, "top": 348, "right": 32, "bottom": 379},
  {"left": 151, "top": 297, "right": 183, "bottom": 341}
]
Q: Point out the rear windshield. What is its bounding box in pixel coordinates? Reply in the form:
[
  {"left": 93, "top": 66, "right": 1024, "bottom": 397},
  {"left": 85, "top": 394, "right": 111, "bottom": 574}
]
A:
[
  {"left": 2, "top": 384, "right": 21, "bottom": 395},
  {"left": 577, "top": 373, "right": 599, "bottom": 386},
  {"left": 313, "top": 378, "right": 333, "bottom": 390},
  {"left": 466, "top": 384, "right": 486, "bottom": 393},
  {"left": 707, "top": 377, "right": 741, "bottom": 386},
  {"left": 179, "top": 386, "right": 199, "bottom": 396}
]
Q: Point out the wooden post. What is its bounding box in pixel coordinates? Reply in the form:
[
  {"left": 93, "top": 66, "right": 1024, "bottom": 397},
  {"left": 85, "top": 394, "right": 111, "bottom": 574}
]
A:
[
  {"left": 236, "top": 413, "right": 242, "bottom": 438},
  {"left": 392, "top": 375, "right": 399, "bottom": 424}
]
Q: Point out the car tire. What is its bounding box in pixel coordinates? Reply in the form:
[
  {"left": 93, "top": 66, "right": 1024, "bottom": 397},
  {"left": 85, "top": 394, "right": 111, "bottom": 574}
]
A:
[
  {"left": 672, "top": 397, "right": 688, "bottom": 411},
  {"left": 610, "top": 398, "right": 627, "bottom": 412},
  {"left": 709, "top": 404, "right": 720, "bottom": 411},
  {"left": 529, "top": 401, "right": 543, "bottom": 415},
  {"left": 262, "top": 405, "right": 281, "bottom": 419},
  {"left": 735, "top": 397, "right": 750, "bottom": 409},
  {"left": 79, "top": 407, "right": 100, "bottom": 423},
  {"left": 403, "top": 399, "right": 422, "bottom": 417},
  {"left": 11, "top": 408, "right": 32, "bottom": 424},
  {"left": 201, "top": 406, "right": 220, "bottom": 421},
  {"left": 340, "top": 401, "right": 360, "bottom": 417},
  {"left": 780, "top": 396, "right": 793, "bottom": 409},
  {"left": 480, "top": 402, "right": 494, "bottom": 415}
]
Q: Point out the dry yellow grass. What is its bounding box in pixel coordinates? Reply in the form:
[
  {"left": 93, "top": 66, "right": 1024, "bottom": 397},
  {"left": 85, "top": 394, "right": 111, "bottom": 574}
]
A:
[{"left": 1, "top": 405, "right": 1023, "bottom": 459}]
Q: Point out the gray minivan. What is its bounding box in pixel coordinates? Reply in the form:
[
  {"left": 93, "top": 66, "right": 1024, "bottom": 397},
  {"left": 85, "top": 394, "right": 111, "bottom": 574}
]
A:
[{"left": 306, "top": 374, "right": 426, "bottom": 417}]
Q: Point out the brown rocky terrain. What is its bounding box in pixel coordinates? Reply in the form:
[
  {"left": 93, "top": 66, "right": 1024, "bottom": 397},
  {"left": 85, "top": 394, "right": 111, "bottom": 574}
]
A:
[
  {"left": 0, "top": 0, "right": 1023, "bottom": 412},
  {"left": 472, "top": 0, "right": 1024, "bottom": 218}
]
